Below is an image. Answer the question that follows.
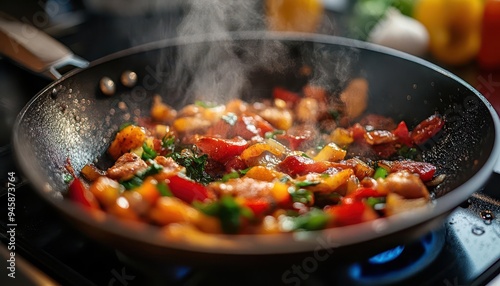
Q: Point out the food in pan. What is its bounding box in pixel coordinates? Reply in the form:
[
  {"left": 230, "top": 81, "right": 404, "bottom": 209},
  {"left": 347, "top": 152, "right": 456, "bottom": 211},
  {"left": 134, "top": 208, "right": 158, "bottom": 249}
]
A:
[{"left": 66, "top": 79, "right": 445, "bottom": 235}]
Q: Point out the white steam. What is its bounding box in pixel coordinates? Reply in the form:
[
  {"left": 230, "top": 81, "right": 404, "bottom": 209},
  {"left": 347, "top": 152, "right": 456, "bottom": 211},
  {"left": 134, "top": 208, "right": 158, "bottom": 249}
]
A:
[{"left": 163, "top": 0, "right": 356, "bottom": 104}]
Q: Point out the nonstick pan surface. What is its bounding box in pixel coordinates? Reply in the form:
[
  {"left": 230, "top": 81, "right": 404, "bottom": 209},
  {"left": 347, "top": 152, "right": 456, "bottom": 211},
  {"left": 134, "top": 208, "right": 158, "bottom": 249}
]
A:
[{"left": 12, "top": 32, "right": 500, "bottom": 264}]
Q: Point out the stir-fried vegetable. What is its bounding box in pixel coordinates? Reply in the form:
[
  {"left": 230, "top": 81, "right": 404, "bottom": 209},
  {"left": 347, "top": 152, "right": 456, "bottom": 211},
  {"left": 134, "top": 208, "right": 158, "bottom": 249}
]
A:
[{"left": 67, "top": 83, "right": 444, "bottom": 235}]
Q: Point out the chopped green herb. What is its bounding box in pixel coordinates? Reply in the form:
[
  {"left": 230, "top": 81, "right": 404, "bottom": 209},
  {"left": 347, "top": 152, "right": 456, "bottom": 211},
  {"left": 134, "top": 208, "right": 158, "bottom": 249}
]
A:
[
  {"left": 161, "top": 135, "right": 176, "bottom": 153},
  {"left": 328, "top": 110, "right": 340, "bottom": 120},
  {"left": 221, "top": 113, "right": 237, "bottom": 126},
  {"left": 119, "top": 122, "right": 133, "bottom": 131},
  {"left": 141, "top": 143, "right": 158, "bottom": 160},
  {"left": 170, "top": 150, "right": 213, "bottom": 184},
  {"left": 365, "top": 197, "right": 385, "bottom": 208},
  {"left": 221, "top": 171, "right": 240, "bottom": 182},
  {"left": 157, "top": 182, "right": 173, "bottom": 197},
  {"left": 373, "top": 167, "right": 388, "bottom": 179},
  {"left": 195, "top": 195, "right": 253, "bottom": 234},
  {"left": 63, "top": 173, "right": 74, "bottom": 184},
  {"left": 301, "top": 153, "right": 311, "bottom": 159},
  {"left": 194, "top": 200, "right": 220, "bottom": 216},
  {"left": 138, "top": 160, "right": 163, "bottom": 177},
  {"left": 291, "top": 208, "right": 331, "bottom": 231},
  {"left": 289, "top": 187, "right": 314, "bottom": 205},
  {"left": 121, "top": 160, "right": 164, "bottom": 190},
  {"left": 238, "top": 168, "right": 251, "bottom": 175},
  {"left": 120, "top": 176, "right": 143, "bottom": 190},
  {"left": 195, "top": 100, "right": 218, "bottom": 108},
  {"left": 295, "top": 180, "right": 320, "bottom": 188},
  {"left": 265, "top": 130, "right": 285, "bottom": 139},
  {"left": 280, "top": 176, "right": 291, "bottom": 183},
  {"left": 398, "top": 146, "right": 418, "bottom": 159}
]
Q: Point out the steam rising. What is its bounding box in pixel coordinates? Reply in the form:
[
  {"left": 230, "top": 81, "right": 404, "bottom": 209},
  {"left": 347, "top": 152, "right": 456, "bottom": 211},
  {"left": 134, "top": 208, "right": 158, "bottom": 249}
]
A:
[
  {"left": 167, "top": 0, "right": 291, "bottom": 104},
  {"left": 164, "top": 0, "right": 356, "bottom": 104}
]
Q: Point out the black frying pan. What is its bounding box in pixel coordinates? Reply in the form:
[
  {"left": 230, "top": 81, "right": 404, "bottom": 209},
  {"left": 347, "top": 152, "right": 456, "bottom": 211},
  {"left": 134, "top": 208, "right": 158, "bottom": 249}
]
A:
[{"left": 5, "top": 20, "right": 500, "bottom": 265}]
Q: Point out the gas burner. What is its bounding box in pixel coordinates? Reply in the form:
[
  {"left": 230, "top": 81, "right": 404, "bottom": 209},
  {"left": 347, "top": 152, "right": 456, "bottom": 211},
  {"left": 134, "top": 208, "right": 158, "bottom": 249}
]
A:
[
  {"left": 114, "top": 251, "right": 192, "bottom": 285},
  {"left": 347, "top": 227, "right": 446, "bottom": 285}
]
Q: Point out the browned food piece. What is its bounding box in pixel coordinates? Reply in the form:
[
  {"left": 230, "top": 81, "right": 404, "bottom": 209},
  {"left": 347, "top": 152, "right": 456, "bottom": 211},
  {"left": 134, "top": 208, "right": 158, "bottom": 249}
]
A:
[
  {"left": 385, "top": 193, "right": 429, "bottom": 216},
  {"left": 108, "top": 125, "right": 147, "bottom": 160},
  {"left": 330, "top": 158, "right": 375, "bottom": 180},
  {"left": 296, "top": 168, "right": 354, "bottom": 196},
  {"left": 359, "top": 114, "right": 397, "bottom": 130},
  {"left": 258, "top": 106, "right": 293, "bottom": 130},
  {"left": 153, "top": 156, "right": 185, "bottom": 180},
  {"left": 295, "top": 97, "right": 320, "bottom": 123},
  {"left": 150, "top": 95, "right": 177, "bottom": 123},
  {"left": 209, "top": 177, "right": 274, "bottom": 199},
  {"left": 80, "top": 163, "right": 105, "bottom": 181},
  {"left": 377, "top": 170, "right": 430, "bottom": 199},
  {"left": 89, "top": 176, "right": 122, "bottom": 207},
  {"left": 107, "top": 153, "right": 148, "bottom": 181},
  {"left": 149, "top": 197, "right": 221, "bottom": 233},
  {"left": 339, "top": 78, "right": 369, "bottom": 119}
]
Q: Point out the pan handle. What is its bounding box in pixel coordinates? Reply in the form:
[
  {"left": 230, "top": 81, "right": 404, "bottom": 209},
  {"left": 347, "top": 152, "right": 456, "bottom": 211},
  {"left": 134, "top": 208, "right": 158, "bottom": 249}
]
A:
[{"left": 0, "top": 13, "right": 88, "bottom": 80}]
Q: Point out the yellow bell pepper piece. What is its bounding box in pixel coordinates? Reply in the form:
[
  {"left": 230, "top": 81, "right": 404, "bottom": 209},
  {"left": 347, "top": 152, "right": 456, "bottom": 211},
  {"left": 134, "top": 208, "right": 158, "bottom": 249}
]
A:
[{"left": 313, "top": 142, "right": 347, "bottom": 162}]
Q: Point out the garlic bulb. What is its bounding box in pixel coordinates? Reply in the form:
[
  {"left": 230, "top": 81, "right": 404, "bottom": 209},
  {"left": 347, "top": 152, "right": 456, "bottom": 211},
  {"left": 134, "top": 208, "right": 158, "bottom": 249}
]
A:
[{"left": 368, "top": 8, "right": 429, "bottom": 57}]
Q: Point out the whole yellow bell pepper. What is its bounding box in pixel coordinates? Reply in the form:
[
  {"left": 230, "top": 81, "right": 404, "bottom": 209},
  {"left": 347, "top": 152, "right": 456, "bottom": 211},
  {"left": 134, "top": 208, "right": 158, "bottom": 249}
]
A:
[
  {"left": 265, "top": 0, "right": 324, "bottom": 33},
  {"left": 414, "top": 0, "right": 483, "bottom": 66}
]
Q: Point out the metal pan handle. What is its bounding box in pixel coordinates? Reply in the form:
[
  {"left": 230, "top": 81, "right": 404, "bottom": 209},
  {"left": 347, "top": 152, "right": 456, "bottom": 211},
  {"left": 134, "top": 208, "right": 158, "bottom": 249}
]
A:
[{"left": 0, "top": 13, "right": 88, "bottom": 80}]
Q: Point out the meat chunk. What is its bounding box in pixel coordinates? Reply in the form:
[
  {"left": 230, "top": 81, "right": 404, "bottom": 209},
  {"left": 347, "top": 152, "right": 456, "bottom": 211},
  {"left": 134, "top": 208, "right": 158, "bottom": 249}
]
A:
[
  {"left": 107, "top": 153, "right": 148, "bottom": 181},
  {"left": 209, "top": 177, "right": 273, "bottom": 199},
  {"left": 153, "top": 156, "right": 185, "bottom": 180}
]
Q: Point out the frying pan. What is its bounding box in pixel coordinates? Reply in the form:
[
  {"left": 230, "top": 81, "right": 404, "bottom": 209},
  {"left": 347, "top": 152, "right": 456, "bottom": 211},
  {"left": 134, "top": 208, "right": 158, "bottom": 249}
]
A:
[{"left": 4, "top": 18, "right": 500, "bottom": 265}]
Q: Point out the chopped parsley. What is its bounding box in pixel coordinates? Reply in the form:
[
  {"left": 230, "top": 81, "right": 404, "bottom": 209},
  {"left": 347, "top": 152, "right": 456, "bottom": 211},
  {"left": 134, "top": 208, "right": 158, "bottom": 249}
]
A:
[
  {"left": 195, "top": 195, "right": 253, "bottom": 234},
  {"left": 265, "top": 130, "right": 285, "bottom": 139},
  {"left": 161, "top": 135, "right": 176, "bottom": 153},
  {"left": 120, "top": 160, "right": 163, "bottom": 190},
  {"left": 170, "top": 149, "right": 213, "bottom": 184}
]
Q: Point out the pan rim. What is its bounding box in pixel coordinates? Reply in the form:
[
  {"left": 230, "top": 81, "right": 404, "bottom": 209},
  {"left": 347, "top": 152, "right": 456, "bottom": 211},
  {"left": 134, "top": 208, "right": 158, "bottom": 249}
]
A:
[{"left": 12, "top": 31, "right": 500, "bottom": 255}]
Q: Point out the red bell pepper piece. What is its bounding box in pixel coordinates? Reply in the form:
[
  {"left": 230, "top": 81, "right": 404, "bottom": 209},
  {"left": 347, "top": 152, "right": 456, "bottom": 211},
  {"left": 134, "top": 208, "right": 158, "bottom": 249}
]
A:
[
  {"left": 411, "top": 114, "right": 445, "bottom": 145},
  {"left": 224, "top": 156, "right": 248, "bottom": 172},
  {"left": 349, "top": 123, "right": 366, "bottom": 142},
  {"left": 379, "top": 160, "right": 436, "bottom": 182},
  {"left": 342, "top": 188, "right": 383, "bottom": 204},
  {"left": 167, "top": 175, "right": 210, "bottom": 203},
  {"left": 276, "top": 131, "right": 313, "bottom": 150},
  {"left": 68, "top": 178, "right": 99, "bottom": 209},
  {"left": 196, "top": 136, "right": 249, "bottom": 163},
  {"left": 277, "top": 155, "right": 332, "bottom": 177},
  {"left": 393, "top": 121, "right": 412, "bottom": 146},
  {"left": 243, "top": 198, "right": 271, "bottom": 217},
  {"left": 208, "top": 115, "right": 274, "bottom": 140},
  {"left": 326, "top": 201, "right": 366, "bottom": 226},
  {"left": 273, "top": 87, "right": 301, "bottom": 105}
]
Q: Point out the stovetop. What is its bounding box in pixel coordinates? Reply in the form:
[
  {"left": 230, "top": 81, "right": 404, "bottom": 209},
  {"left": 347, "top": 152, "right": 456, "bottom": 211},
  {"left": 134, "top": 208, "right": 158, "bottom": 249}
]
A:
[{"left": 0, "top": 2, "right": 500, "bottom": 285}]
